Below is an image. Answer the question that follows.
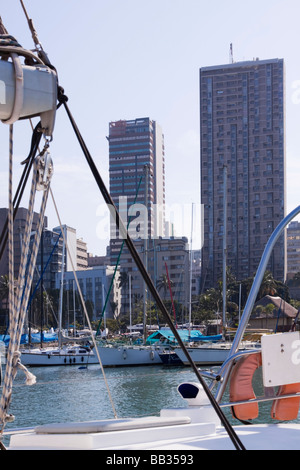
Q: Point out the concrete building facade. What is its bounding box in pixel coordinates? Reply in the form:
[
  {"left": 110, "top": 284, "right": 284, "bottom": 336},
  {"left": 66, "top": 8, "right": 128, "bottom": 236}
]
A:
[
  {"left": 287, "top": 221, "right": 300, "bottom": 280},
  {"left": 56, "top": 266, "right": 121, "bottom": 321},
  {"left": 200, "top": 58, "right": 286, "bottom": 289},
  {"left": 108, "top": 117, "right": 166, "bottom": 264}
]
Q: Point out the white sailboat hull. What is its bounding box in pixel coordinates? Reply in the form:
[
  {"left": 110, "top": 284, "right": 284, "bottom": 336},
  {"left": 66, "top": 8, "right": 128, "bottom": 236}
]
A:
[
  {"left": 96, "top": 344, "right": 163, "bottom": 366},
  {"left": 175, "top": 342, "right": 260, "bottom": 365},
  {"left": 21, "top": 344, "right": 164, "bottom": 367},
  {"left": 21, "top": 347, "right": 98, "bottom": 367}
]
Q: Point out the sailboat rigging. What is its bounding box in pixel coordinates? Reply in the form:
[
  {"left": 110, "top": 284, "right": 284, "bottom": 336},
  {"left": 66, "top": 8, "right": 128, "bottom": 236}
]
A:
[
  {"left": 20, "top": 223, "right": 98, "bottom": 366},
  {"left": 0, "top": 7, "right": 245, "bottom": 450},
  {"left": 0, "top": 2, "right": 299, "bottom": 452}
]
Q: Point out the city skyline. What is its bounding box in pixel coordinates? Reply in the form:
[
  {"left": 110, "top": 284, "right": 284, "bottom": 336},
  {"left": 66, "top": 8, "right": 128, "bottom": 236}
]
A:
[{"left": 0, "top": 1, "right": 299, "bottom": 258}]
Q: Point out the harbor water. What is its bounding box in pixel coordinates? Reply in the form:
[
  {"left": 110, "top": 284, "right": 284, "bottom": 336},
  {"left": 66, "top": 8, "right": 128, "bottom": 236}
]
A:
[
  {"left": 1, "top": 363, "right": 300, "bottom": 448},
  {"left": 1, "top": 364, "right": 195, "bottom": 446}
]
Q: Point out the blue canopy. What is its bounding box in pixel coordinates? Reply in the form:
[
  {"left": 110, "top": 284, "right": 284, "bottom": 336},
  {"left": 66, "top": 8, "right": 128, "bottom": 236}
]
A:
[
  {"left": 0, "top": 332, "right": 58, "bottom": 346},
  {"left": 146, "top": 328, "right": 222, "bottom": 345}
]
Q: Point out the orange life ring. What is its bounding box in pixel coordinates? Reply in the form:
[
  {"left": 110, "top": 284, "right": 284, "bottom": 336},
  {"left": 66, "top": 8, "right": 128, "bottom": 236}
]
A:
[
  {"left": 271, "top": 383, "right": 300, "bottom": 421},
  {"left": 229, "top": 352, "right": 262, "bottom": 422},
  {"left": 230, "top": 352, "right": 300, "bottom": 422}
]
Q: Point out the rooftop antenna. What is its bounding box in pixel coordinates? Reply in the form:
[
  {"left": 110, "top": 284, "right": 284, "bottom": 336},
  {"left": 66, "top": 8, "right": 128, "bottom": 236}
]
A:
[{"left": 229, "top": 43, "right": 234, "bottom": 64}]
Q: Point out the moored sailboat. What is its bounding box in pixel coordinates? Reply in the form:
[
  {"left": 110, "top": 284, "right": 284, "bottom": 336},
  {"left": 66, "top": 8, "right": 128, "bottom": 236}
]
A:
[
  {"left": 7, "top": 206, "right": 300, "bottom": 450},
  {"left": 19, "top": 227, "right": 98, "bottom": 366}
]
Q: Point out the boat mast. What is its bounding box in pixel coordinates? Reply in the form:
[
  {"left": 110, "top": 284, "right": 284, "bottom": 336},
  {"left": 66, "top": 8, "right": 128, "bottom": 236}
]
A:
[
  {"left": 129, "top": 274, "right": 132, "bottom": 334},
  {"left": 73, "top": 280, "right": 76, "bottom": 337},
  {"left": 188, "top": 203, "right": 194, "bottom": 336},
  {"left": 58, "top": 226, "right": 66, "bottom": 348},
  {"left": 222, "top": 165, "right": 227, "bottom": 337},
  {"left": 102, "top": 283, "right": 106, "bottom": 335},
  {"left": 40, "top": 223, "right": 44, "bottom": 348},
  {"left": 143, "top": 165, "right": 149, "bottom": 344}
]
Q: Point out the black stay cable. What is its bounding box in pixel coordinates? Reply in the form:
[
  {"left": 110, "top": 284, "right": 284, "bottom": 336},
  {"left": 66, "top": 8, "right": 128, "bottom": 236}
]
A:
[
  {"left": 61, "top": 97, "right": 246, "bottom": 451},
  {"left": 0, "top": 2, "right": 244, "bottom": 449}
]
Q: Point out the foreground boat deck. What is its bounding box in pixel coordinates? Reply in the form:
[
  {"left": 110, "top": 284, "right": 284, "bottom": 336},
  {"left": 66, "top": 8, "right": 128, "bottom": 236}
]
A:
[
  {"left": 7, "top": 418, "right": 300, "bottom": 450},
  {"left": 141, "top": 424, "right": 300, "bottom": 451}
]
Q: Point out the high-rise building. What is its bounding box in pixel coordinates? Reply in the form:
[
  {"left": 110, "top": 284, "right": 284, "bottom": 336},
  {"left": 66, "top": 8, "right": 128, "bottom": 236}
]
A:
[
  {"left": 56, "top": 265, "right": 122, "bottom": 321},
  {"left": 200, "top": 58, "right": 285, "bottom": 290},
  {"left": 33, "top": 225, "right": 88, "bottom": 291},
  {"left": 0, "top": 207, "right": 48, "bottom": 280},
  {"left": 107, "top": 118, "right": 191, "bottom": 314},
  {"left": 287, "top": 221, "right": 300, "bottom": 280},
  {"left": 108, "top": 117, "right": 166, "bottom": 264}
]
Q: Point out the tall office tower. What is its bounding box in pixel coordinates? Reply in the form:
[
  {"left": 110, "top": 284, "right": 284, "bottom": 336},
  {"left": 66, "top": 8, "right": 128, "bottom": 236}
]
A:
[
  {"left": 200, "top": 58, "right": 285, "bottom": 290},
  {"left": 0, "top": 207, "right": 48, "bottom": 279},
  {"left": 108, "top": 117, "right": 165, "bottom": 264},
  {"left": 286, "top": 222, "right": 300, "bottom": 280}
]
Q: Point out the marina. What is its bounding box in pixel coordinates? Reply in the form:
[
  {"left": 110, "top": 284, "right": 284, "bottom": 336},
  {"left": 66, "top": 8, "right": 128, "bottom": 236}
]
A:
[
  {"left": 0, "top": 0, "right": 300, "bottom": 451},
  {"left": 3, "top": 357, "right": 300, "bottom": 450},
  {"left": 3, "top": 206, "right": 300, "bottom": 450},
  {"left": 1, "top": 364, "right": 196, "bottom": 446},
  {"left": 0, "top": 362, "right": 292, "bottom": 447}
]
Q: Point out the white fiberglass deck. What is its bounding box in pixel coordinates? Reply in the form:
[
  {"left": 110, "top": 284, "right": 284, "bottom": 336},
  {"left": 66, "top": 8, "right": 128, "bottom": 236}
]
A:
[
  {"left": 8, "top": 420, "right": 300, "bottom": 451},
  {"left": 7, "top": 406, "right": 300, "bottom": 451}
]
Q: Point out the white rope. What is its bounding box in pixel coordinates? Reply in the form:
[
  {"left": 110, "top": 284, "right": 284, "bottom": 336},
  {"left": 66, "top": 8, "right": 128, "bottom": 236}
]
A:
[
  {"left": 49, "top": 188, "right": 118, "bottom": 419},
  {"left": 0, "top": 138, "right": 51, "bottom": 437},
  {"left": 7, "top": 125, "right": 14, "bottom": 346}
]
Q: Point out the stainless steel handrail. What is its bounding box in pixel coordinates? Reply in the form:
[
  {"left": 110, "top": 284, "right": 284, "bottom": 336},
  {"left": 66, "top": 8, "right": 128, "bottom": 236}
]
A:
[
  {"left": 213, "top": 205, "right": 300, "bottom": 403},
  {"left": 220, "top": 392, "right": 300, "bottom": 409}
]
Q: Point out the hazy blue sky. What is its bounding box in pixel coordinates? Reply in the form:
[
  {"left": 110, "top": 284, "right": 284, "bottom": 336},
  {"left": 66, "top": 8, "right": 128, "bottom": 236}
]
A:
[{"left": 0, "top": 0, "right": 299, "bottom": 255}]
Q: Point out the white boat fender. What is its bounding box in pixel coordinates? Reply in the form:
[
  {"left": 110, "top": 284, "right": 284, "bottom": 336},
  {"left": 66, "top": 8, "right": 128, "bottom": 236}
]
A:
[
  {"left": 123, "top": 350, "right": 127, "bottom": 360},
  {"left": 150, "top": 350, "right": 155, "bottom": 360}
]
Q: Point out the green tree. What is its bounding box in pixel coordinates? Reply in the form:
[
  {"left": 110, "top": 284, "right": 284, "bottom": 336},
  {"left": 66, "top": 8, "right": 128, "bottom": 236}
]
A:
[
  {"left": 258, "top": 271, "right": 278, "bottom": 298},
  {"left": 119, "top": 271, "right": 129, "bottom": 315},
  {"left": 0, "top": 274, "right": 9, "bottom": 329},
  {"left": 0, "top": 275, "right": 9, "bottom": 303},
  {"left": 156, "top": 274, "right": 172, "bottom": 300},
  {"left": 287, "top": 272, "right": 300, "bottom": 287}
]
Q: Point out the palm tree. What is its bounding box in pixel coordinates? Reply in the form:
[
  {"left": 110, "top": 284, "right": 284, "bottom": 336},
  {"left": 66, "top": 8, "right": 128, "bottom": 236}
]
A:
[
  {"left": 289, "top": 272, "right": 300, "bottom": 287},
  {"left": 119, "top": 271, "right": 129, "bottom": 314},
  {"left": 258, "top": 271, "right": 278, "bottom": 298},
  {"left": 0, "top": 274, "right": 10, "bottom": 328},
  {"left": 206, "top": 283, "right": 223, "bottom": 314},
  {"left": 156, "top": 274, "right": 172, "bottom": 300},
  {"left": 0, "top": 275, "right": 9, "bottom": 299}
]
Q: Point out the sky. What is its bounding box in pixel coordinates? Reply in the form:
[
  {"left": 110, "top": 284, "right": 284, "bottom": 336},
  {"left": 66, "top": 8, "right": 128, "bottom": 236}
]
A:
[{"left": 0, "top": 0, "right": 300, "bottom": 256}]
